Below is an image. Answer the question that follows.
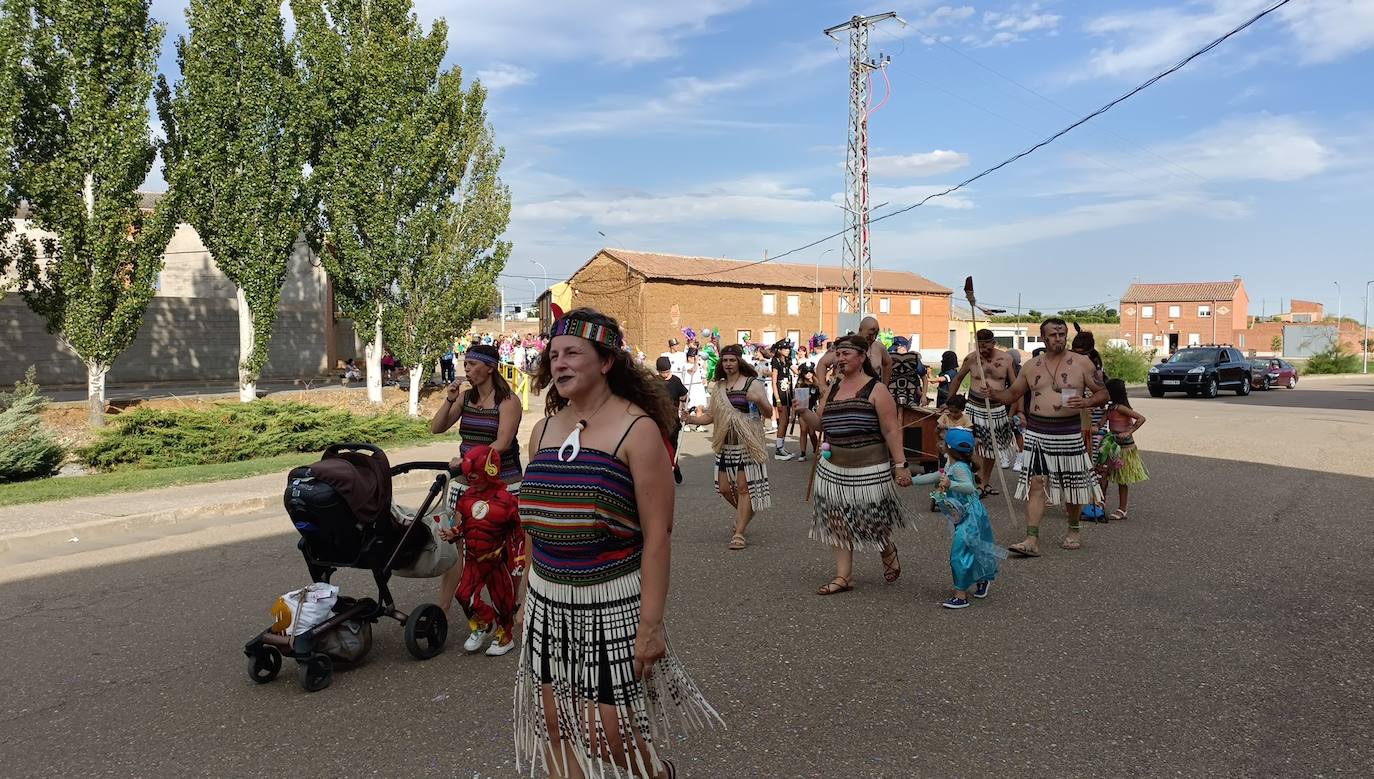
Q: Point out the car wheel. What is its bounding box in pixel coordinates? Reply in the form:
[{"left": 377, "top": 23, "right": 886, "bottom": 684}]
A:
[
  {"left": 1204, "top": 377, "right": 1218, "bottom": 398},
  {"left": 1237, "top": 373, "right": 1251, "bottom": 396},
  {"left": 1148, "top": 387, "right": 1165, "bottom": 398},
  {"left": 1287, "top": 376, "right": 1296, "bottom": 389}
]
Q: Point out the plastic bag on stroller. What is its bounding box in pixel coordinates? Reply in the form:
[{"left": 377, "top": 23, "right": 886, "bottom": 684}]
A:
[{"left": 390, "top": 473, "right": 459, "bottom": 579}]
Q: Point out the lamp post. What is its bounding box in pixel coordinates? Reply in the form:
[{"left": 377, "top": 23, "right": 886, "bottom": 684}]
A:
[
  {"left": 1333, "top": 280, "right": 1341, "bottom": 333},
  {"left": 532, "top": 260, "right": 549, "bottom": 325}
]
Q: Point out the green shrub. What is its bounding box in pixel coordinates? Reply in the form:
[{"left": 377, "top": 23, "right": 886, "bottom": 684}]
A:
[
  {"left": 0, "top": 370, "right": 66, "bottom": 483},
  {"left": 1304, "top": 344, "right": 1360, "bottom": 375},
  {"left": 78, "top": 400, "right": 436, "bottom": 470},
  {"left": 1102, "top": 344, "right": 1155, "bottom": 384}
]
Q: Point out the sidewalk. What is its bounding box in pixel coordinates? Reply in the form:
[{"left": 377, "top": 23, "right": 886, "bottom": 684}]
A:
[{"left": 0, "top": 402, "right": 547, "bottom": 554}]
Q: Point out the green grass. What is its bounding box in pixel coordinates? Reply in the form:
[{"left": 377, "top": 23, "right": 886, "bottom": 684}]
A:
[{"left": 0, "top": 431, "right": 457, "bottom": 508}]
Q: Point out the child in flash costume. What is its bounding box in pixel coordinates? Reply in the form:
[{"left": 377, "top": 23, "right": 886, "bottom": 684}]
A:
[{"left": 443, "top": 444, "right": 521, "bottom": 652}]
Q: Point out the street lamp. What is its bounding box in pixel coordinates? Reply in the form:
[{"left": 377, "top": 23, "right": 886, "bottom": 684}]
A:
[
  {"left": 531, "top": 259, "right": 549, "bottom": 324},
  {"left": 1364, "top": 279, "right": 1372, "bottom": 374},
  {"left": 1333, "top": 280, "right": 1341, "bottom": 330}
]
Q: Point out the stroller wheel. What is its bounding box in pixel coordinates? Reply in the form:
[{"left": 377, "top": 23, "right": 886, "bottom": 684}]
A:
[
  {"left": 297, "top": 653, "right": 333, "bottom": 692},
  {"left": 404, "top": 604, "right": 448, "bottom": 660},
  {"left": 246, "top": 645, "right": 282, "bottom": 684}
]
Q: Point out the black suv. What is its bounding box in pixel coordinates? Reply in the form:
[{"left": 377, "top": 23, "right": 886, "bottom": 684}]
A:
[{"left": 1147, "top": 346, "right": 1252, "bottom": 398}]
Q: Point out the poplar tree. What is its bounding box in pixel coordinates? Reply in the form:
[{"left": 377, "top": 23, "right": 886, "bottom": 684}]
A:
[
  {"left": 0, "top": 0, "right": 24, "bottom": 293},
  {"left": 386, "top": 122, "right": 509, "bottom": 416},
  {"left": 12, "top": 0, "right": 176, "bottom": 426},
  {"left": 156, "top": 0, "right": 314, "bottom": 402},
  {"left": 295, "top": 0, "right": 492, "bottom": 404}
]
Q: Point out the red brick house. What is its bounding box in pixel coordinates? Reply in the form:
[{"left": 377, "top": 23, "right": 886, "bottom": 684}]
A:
[
  {"left": 565, "top": 249, "right": 953, "bottom": 356},
  {"left": 1119, "top": 278, "right": 1251, "bottom": 354}
]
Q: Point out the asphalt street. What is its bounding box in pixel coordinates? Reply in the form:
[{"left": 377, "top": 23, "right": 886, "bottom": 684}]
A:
[{"left": 2, "top": 378, "right": 1372, "bottom": 778}]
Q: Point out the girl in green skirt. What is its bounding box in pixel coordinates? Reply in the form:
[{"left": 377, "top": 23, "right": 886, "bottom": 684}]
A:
[{"left": 1103, "top": 379, "right": 1149, "bottom": 520}]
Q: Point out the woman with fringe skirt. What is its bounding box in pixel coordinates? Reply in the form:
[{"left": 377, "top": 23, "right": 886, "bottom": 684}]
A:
[
  {"left": 683, "top": 344, "right": 773, "bottom": 551},
  {"left": 516, "top": 309, "right": 720, "bottom": 779},
  {"left": 793, "top": 335, "right": 914, "bottom": 595}
]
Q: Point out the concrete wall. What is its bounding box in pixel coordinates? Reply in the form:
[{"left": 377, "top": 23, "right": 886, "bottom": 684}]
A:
[{"left": 0, "top": 223, "right": 332, "bottom": 386}]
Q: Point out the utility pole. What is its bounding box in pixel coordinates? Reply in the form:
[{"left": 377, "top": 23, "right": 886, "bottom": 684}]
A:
[
  {"left": 825, "top": 12, "right": 903, "bottom": 327},
  {"left": 1363, "top": 279, "right": 1372, "bottom": 373}
]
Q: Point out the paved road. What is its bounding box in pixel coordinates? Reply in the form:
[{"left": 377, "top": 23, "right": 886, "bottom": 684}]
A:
[{"left": 3, "top": 379, "right": 1372, "bottom": 778}]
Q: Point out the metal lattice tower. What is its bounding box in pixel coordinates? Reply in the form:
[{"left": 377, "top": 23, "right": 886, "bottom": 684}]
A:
[{"left": 825, "top": 13, "right": 900, "bottom": 324}]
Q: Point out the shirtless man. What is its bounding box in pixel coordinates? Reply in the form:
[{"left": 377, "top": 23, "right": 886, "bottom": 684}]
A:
[
  {"left": 818, "top": 316, "right": 892, "bottom": 386},
  {"left": 990, "top": 318, "right": 1107, "bottom": 555},
  {"left": 949, "top": 329, "right": 1017, "bottom": 493}
]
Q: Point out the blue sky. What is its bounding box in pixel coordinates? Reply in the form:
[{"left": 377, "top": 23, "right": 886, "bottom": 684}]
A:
[{"left": 148, "top": 1, "right": 1374, "bottom": 318}]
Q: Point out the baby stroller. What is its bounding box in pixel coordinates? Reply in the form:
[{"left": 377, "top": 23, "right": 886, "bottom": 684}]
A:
[{"left": 244, "top": 443, "right": 457, "bottom": 692}]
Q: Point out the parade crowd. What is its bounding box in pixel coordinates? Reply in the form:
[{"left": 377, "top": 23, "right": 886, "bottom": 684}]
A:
[{"left": 431, "top": 308, "right": 1149, "bottom": 779}]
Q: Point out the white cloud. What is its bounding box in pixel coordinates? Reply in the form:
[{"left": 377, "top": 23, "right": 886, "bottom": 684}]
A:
[
  {"left": 871, "top": 149, "right": 971, "bottom": 178},
  {"left": 532, "top": 71, "right": 781, "bottom": 136},
  {"left": 475, "top": 63, "right": 535, "bottom": 91},
  {"left": 416, "top": 0, "right": 752, "bottom": 65},
  {"left": 1079, "top": 0, "right": 1374, "bottom": 80},
  {"left": 1054, "top": 114, "right": 1333, "bottom": 196},
  {"left": 984, "top": 7, "right": 1062, "bottom": 34}
]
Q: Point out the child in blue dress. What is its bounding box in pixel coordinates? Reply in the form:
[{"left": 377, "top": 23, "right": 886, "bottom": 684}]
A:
[{"left": 913, "top": 428, "right": 1005, "bottom": 609}]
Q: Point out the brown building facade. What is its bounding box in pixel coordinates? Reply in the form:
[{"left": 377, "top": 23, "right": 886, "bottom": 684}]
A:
[
  {"left": 565, "top": 249, "right": 953, "bottom": 356},
  {"left": 1119, "top": 278, "right": 1251, "bottom": 353}
]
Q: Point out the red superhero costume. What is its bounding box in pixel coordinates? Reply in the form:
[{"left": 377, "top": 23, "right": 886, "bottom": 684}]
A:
[{"left": 453, "top": 445, "right": 521, "bottom": 646}]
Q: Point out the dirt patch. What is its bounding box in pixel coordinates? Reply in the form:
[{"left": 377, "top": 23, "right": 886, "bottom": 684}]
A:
[{"left": 41, "top": 385, "right": 451, "bottom": 453}]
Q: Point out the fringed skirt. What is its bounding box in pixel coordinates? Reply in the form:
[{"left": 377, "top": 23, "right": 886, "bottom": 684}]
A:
[
  {"left": 1111, "top": 445, "right": 1149, "bottom": 486},
  {"left": 967, "top": 393, "right": 1014, "bottom": 460},
  {"left": 1016, "top": 423, "right": 1102, "bottom": 507},
  {"left": 809, "top": 458, "right": 910, "bottom": 551},
  {"left": 716, "top": 443, "right": 771, "bottom": 511},
  {"left": 514, "top": 567, "right": 722, "bottom": 778}
]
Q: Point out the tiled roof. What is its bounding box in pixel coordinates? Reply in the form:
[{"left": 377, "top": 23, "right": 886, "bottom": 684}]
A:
[
  {"left": 1120, "top": 281, "right": 1242, "bottom": 303},
  {"left": 591, "top": 248, "right": 952, "bottom": 295}
]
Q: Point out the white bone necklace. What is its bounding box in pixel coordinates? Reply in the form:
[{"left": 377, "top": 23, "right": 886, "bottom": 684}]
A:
[{"left": 557, "top": 391, "right": 616, "bottom": 462}]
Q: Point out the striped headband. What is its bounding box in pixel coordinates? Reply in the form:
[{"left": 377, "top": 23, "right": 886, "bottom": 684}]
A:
[
  {"left": 551, "top": 316, "right": 623, "bottom": 349},
  {"left": 466, "top": 350, "right": 499, "bottom": 367}
]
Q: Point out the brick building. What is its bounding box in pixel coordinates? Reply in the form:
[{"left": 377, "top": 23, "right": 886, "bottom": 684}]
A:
[
  {"left": 564, "top": 249, "right": 953, "bottom": 357},
  {"left": 1119, "top": 278, "right": 1251, "bottom": 354}
]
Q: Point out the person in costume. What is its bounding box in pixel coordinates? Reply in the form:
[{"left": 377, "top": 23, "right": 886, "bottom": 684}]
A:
[
  {"left": 1102, "top": 378, "right": 1149, "bottom": 520},
  {"left": 795, "top": 344, "right": 821, "bottom": 462},
  {"left": 429, "top": 343, "right": 524, "bottom": 612},
  {"left": 515, "top": 308, "right": 719, "bottom": 779},
  {"left": 438, "top": 444, "right": 521, "bottom": 656},
  {"left": 682, "top": 344, "right": 774, "bottom": 551},
  {"left": 769, "top": 339, "right": 797, "bottom": 461},
  {"left": 913, "top": 428, "right": 1004, "bottom": 609},
  {"left": 701, "top": 328, "right": 720, "bottom": 379},
  {"left": 683, "top": 346, "right": 709, "bottom": 431},
  {"left": 792, "top": 335, "right": 913, "bottom": 595}
]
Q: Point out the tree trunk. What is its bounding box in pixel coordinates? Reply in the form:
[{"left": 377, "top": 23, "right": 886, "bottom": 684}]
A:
[
  {"left": 408, "top": 363, "right": 423, "bottom": 417},
  {"left": 236, "top": 287, "right": 257, "bottom": 402},
  {"left": 366, "top": 304, "right": 383, "bottom": 403},
  {"left": 87, "top": 360, "right": 108, "bottom": 427}
]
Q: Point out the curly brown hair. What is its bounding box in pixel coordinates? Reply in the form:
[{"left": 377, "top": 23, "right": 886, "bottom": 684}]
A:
[{"left": 532, "top": 308, "right": 676, "bottom": 439}]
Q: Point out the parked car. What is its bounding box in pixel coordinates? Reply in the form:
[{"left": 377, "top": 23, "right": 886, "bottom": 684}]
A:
[
  {"left": 1147, "top": 346, "right": 1252, "bottom": 398},
  {"left": 1249, "top": 358, "right": 1300, "bottom": 390}
]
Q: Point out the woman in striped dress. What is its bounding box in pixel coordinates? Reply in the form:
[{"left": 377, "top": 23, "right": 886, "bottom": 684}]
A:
[
  {"left": 682, "top": 343, "right": 774, "bottom": 551},
  {"left": 515, "top": 309, "right": 719, "bottom": 779},
  {"left": 793, "top": 335, "right": 913, "bottom": 595},
  {"left": 430, "top": 343, "right": 524, "bottom": 617}
]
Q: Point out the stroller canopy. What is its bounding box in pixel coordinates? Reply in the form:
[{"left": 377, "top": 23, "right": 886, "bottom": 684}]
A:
[{"left": 305, "top": 448, "right": 393, "bottom": 524}]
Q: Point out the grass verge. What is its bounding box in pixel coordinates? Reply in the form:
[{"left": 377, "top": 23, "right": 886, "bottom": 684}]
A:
[{"left": 0, "top": 432, "right": 456, "bottom": 508}]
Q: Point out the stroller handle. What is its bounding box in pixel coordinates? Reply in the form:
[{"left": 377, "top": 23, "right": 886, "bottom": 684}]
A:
[{"left": 391, "top": 461, "right": 460, "bottom": 478}]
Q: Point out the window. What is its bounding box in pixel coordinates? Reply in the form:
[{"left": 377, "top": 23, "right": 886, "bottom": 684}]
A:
[
  {"left": 762, "top": 330, "right": 777, "bottom": 346},
  {"left": 948, "top": 329, "right": 957, "bottom": 349},
  {"left": 1198, "top": 305, "right": 1211, "bottom": 318},
  {"left": 910, "top": 298, "right": 922, "bottom": 315},
  {"left": 1168, "top": 305, "right": 1182, "bottom": 318},
  {"left": 762, "top": 293, "right": 776, "bottom": 315},
  {"left": 1188, "top": 333, "right": 1201, "bottom": 347},
  {"left": 1238, "top": 333, "right": 1246, "bottom": 347},
  {"left": 839, "top": 296, "right": 851, "bottom": 313},
  {"left": 878, "top": 297, "right": 890, "bottom": 314},
  {"left": 786, "top": 294, "right": 800, "bottom": 316},
  {"left": 1142, "top": 333, "right": 1154, "bottom": 349},
  {"left": 787, "top": 330, "right": 801, "bottom": 347},
  {"left": 1142, "top": 305, "right": 1154, "bottom": 318},
  {"left": 909, "top": 333, "right": 921, "bottom": 351}
]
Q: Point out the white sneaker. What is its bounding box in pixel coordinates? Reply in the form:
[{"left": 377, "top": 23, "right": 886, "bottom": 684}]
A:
[
  {"left": 999, "top": 451, "right": 1012, "bottom": 469},
  {"left": 463, "top": 627, "right": 492, "bottom": 652},
  {"left": 774, "top": 448, "right": 794, "bottom": 461},
  {"left": 485, "top": 637, "right": 515, "bottom": 656},
  {"left": 1012, "top": 452, "right": 1024, "bottom": 472}
]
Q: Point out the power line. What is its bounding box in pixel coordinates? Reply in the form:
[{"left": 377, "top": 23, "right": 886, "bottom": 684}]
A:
[{"left": 693, "top": 0, "right": 1292, "bottom": 278}]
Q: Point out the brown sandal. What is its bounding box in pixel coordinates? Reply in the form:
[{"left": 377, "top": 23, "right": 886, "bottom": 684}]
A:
[
  {"left": 881, "top": 546, "right": 901, "bottom": 584},
  {"left": 729, "top": 534, "right": 747, "bottom": 550},
  {"left": 816, "top": 576, "right": 853, "bottom": 595}
]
